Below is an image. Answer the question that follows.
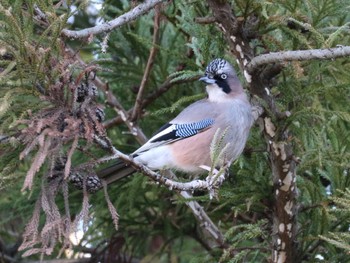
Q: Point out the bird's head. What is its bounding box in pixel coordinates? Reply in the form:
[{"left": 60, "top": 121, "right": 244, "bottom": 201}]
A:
[{"left": 199, "top": 58, "right": 243, "bottom": 100}]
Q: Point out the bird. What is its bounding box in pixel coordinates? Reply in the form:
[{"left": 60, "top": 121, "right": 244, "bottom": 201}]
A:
[{"left": 98, "top": 58, "right": 253, "bottom": 184}]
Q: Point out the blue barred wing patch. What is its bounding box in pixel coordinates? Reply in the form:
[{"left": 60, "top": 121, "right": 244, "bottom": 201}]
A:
[
  {"left": 149, "top": 118, "right": 214, "bottom": 144},
  {"left": 175, "top": 119, "right": 214, "bottom": 138}
]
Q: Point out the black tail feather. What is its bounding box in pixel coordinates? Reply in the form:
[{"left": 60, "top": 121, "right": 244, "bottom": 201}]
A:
[{"left": 97, "top": 160, "right": 136, "bottom": 184}]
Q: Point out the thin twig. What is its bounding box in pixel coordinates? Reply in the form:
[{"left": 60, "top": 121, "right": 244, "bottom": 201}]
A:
[
  {"left": 104, "top": 83, "right": 148, "bottom": 144},
  {"left": 33, "top": 4, "right": 47, "bottom": 22},
  {"left": 61, "top": 0, "right": 165, "bottom": 39},
  {"left": 194, "top": 16, "right": 216, "bottom": 24},
  {"left": 26, "top": 259, "right": 90, "bottom": 263},
  {"left": 141, "top": 76, "right": 198, "bottom": 108},
  {"left": 181, "top": 190, "right": 227, "bottom": 247},
  {"left": 0, "top": 252, "right": 17, "bottom": 263},
  {"left": 132, "top": 6, "right": 161, "bottom": 120},
  {"left": 320, "top": 26, "right": 350, "bottom": 34},
  {"left": 247, "top": 46, "right": 350, "bottom": 73},
  {"left": 104, "top": 66, "right": 197, "bottom": 128},
  {"left": 101, "top": 33, "right": 110, "bottom": 53},
  {"left": 103, "top": 76, "right": 198, "bottom": 129},
  {"left": 299, "top": 202, "right": 325, "bottom": 213},
  {"left": 230, "top": 246, "right": 270, "bottom": 253}
]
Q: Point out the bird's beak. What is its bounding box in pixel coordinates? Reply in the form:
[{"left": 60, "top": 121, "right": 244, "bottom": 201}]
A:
[{"left": 199, "top": 76, "right": 216, "bottom": 84}]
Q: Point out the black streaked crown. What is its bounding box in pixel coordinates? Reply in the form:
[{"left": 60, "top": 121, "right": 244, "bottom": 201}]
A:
[{"left": 205, "top": 58, "right": 228, "bottom": 75}]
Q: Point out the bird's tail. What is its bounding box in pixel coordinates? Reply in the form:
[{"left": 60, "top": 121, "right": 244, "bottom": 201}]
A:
[{"left": 97, "top": 160, "right": 136, "bottom": 184}]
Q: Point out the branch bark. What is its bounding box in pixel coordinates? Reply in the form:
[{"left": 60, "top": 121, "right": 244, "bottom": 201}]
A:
[
  {"left": 61, "top": 0, "right": 165, "bottom": 39},
  {"left": 206, "top": 1, "right": 299, "bottom": 262},
  {"left": 265, "top": 125, "right": 298, "bottom": 263},
  {"left": 247, "top": 46, "right": 350, "bottom": 73}
]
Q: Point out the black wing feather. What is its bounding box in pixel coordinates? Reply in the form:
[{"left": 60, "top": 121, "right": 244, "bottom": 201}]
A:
[{"left": 150, "top": 119, "right": 214, "bottom": 143}]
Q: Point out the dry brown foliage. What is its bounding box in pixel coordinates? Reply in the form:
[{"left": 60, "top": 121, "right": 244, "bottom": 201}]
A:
[
  {"left": 18, "top": 58, "right": 105, "bottom": 191},
  {"left": 16, "top": 49, "right": 111, "bottom": 257}
]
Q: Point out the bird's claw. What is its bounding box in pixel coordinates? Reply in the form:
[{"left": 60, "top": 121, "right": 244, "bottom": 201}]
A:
[{"left": 201, "top": 166, "right": 226, "bottom": 200}]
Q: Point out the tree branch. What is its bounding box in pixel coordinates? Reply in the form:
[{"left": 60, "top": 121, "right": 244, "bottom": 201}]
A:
[
  {"left": 247, "top": 46, "right": 350, "bottom": 73},
  {"left": 94, "top": 136, "right": 224, "bottom": 194},
  {"left": 131, "top": 6, "right": 161, "bottom": 120},
  {"left": 61, "top": 0, "right": 165, "bottom": 39},
  {"left": 94, "top": 135, "right": 227, "bottom": 247},
  {"left": 206, "top": 1, "right": 300, "bottom": 262}
]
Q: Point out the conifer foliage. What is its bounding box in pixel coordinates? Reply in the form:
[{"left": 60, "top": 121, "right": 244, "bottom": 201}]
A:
[{"left": 1, "top": 0, "right": 350, "bottom": 262}]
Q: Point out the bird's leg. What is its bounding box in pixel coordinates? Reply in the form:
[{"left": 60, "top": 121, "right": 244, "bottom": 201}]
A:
[
  {"left": 199, "top": 165, "right": 227, "bottom": 199},
  {"left": 160, "top": 169, "right": 176, "bottom": 179},
  {"left": 200, "top": 165, "right": 227, "bottom": 186}
]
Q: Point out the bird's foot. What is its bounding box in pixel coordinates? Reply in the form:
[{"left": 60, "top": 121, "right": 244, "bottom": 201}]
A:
[{"left": 199, "top": 165, "right": 226, "bottom": 199}]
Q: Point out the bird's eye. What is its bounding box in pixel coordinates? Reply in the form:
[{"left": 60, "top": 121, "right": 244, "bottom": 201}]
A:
[{"left": 220, "top": 73, "right": 227, "bottom": 79}]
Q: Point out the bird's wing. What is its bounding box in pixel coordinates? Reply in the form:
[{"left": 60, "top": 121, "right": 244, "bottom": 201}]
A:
[{"left": 133, "top": 118, "right": 214, "bottom": 155}]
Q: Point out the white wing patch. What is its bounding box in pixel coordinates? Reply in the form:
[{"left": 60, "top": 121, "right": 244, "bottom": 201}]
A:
[
  {"left": 133, "top": 124, "right": 177, "bottom": 155},
  {"left": 133, "top": 119, "right": 214, "bottom": 155}
]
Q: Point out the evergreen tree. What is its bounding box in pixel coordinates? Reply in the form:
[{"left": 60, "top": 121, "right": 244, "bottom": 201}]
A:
[{"left": 1, "top": 1, "right": 350, "bottom": 262}]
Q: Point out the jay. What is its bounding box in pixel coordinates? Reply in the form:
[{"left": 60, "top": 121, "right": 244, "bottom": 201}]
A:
[{"left": 99, "top": 58, "right": 253, "bottom": 182}]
